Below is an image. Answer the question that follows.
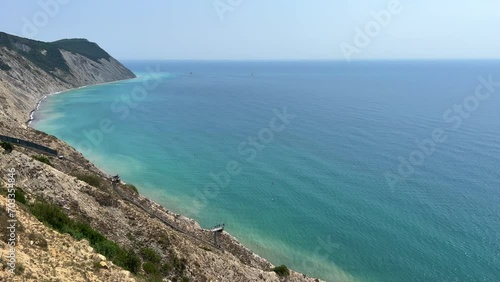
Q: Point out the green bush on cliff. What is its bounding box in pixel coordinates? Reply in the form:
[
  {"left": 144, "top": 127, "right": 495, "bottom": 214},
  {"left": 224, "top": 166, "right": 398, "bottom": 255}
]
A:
[
  {"left": 0, "top": 60, "right": 11, "bottom": 71},
  {"left": 14, "top": 263, "right": 25, "bottom": 275},
  {"left": 141, "top": 247, "right": 162, "bottom": 263},
  {"left": 75, "top": 173, "right": 102, "bottom": 188},
  {"left": 116, "top": 248, "right": 142, "bottom": 274},
  {"left": 15, "top": 189, "right": 27, "bottom": 204},
  {"left": 170, "top": 253, "right": 187, "bottom": 275},
  {"left": 32, "top": 155, "right": 53, "bottom": 167},
  {"left": 30, "top": 202, "right": 70, "bottom": 230},
  {"left": 272, "top": 265, "right": 290, "bottom": 277},
  {"left": 1, "top": 141, "right": 13, "bottom": 153},
  {"left": 142, "top": 261, "right": 159, "bottom": 275},
  {"left": 29, "top": 201, "right": 141, "bottom": 273},
  {"left": 125, "top": 183, "right": 139, "bottom": 194}
]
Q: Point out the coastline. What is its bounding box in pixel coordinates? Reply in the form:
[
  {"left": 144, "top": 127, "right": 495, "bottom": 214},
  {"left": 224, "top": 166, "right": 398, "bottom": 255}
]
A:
[
  {"left": 27, "top": 77, "right": 138, "bottom": 127},
  {"left": 26, "top": 78, "right": 325, "bottom": 281},
  {"left": 27, "top": 93, "right": 51, "bottom": 127}
]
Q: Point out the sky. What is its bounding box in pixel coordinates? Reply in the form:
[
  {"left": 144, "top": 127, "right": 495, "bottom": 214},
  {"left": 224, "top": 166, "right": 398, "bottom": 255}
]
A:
[{"left": 0, "top": 0, "right": 499, "bottom": 60}]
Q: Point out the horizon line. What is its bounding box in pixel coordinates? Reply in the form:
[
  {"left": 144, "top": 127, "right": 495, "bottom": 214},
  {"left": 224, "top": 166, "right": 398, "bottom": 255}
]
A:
[{"left": 118, "top": 58, "right": 500, "bottom": 62}]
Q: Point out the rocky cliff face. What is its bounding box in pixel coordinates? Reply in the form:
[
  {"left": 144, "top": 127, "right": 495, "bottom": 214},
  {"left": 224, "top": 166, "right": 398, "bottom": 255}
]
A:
[
  {"left": 0, "top": 32, "right": 135, "bottom": 125},
  {"left": 0, "top": 32, "right": 326, "bottom": 281},
  {"left": 0, "top": 192, "right": 135, "bottom": 282}
]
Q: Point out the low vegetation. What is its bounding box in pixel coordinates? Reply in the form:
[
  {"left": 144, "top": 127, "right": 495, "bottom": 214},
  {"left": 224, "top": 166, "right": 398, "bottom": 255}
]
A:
[
  {"left": 0, "top": 257, "right": 7, "bottom": 271},
  {"left": 138, "top": 245, "right": 188, "bottom": 281},
  {"left": 1, "top": 179, "right": 190, "bottom": 280},
  {"left": 29, "top": 201, "right": 141, "bottom": 273},
  {"left": 0, "top": 184, "right": 26, "bottom": 205},
  {"left": 75, "top": 173, "right": 102, "bottom": 188},
  {"left": 142, "top": 261, "right": 159, "bottom": 275},
  {"left": 0, "top": 60, "right": 11, "bottom": 71},
  {"left": 31, "top": 155, "right": 53, "bottom": 167},
  {"left": 52, "top": 38, "right": 111, "bottom": 62},
  {"left": 15, "top": 188, "right": 27, "bottom": 205},
  {"left": 141, "top": 247, "right": 162, "bottom": 264},
  {"left": 0, "top": 31, "right": 70, "bottom": 74},
  {"left": 158, "top": 234, "right": 170, "bottom": 249},
  {"left": 0, "top": 32, "right": 113, "bottom": 77},
  {"left": 1, "top": 141, "right": 13, "bottom": 153},
  {"left": 14, "top": 263, "right": 25, "bottom": 275},
  {"left": 272, "top": 265, "right": 290, "bottom": 277},
  {"left": 125, "top": 183, "right": 139, "bottom": 194}
]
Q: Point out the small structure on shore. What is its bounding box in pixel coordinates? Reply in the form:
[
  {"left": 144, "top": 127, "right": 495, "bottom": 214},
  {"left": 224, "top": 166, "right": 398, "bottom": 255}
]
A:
[
  {"left": 211, "top": 223, "right": 225, "bottom": 248},
  {"left": 111, "top": 174, "right": 120, "bottom": 188}
]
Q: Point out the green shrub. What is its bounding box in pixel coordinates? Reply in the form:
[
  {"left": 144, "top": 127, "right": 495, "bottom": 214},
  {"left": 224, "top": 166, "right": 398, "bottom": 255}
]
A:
[
  {"left": 69, "top": 221, "right": 107, "bottom": 244},
  {"left": 116, "top": 248, "right": 141, "bottom": 274},
  {"left": 125, "top": 183, "right": 139, "bottom": 194},
  {"left": 0, "top": 60, "right": 11, "bottom": 71},
  {"left": 171, "top": 254, "right": 187, "bottom": 273},
  {"left": 142, "top": 261, "right": 159, "bottom": 275},
  {"left": 0, "top": 257, "right": 7, "bottom": 270},
  {"left": 29, "top": 201, "right": 141, "bottom": 273},
  {"left": 1, "top": 141, "right": 13, "bottom": 153},
  {"left": 160, "top": 263, "right": 172, "bottom": 275},
  {"left": 158, "top": 234, "right": 170, "bottom": 249},
  {"left": 15, "top": 189, "right": 27, "bottom": 204},
  {"left": 14, "top": 263, "right": 24, "bottom": 275},
  {"left": 93, "top": 238, "right": 121, "bottom": 258},
  {"left": 141, "top": 247, "right": 161, "bottom": 263},
  {"left": 146, "top": 276, "right": 164, "bottom": 282},
  {"left": 75, "top": 173, "right": 102, "bottom": 188},
  {"left": 272, "top": 265, "right": 290, "bottom": 277},
  {"left": 32, "top": 155, "right": 53, "bottom": 167},
  {"left": 30, "top": 202, "right": 71, "bottom": 231}
]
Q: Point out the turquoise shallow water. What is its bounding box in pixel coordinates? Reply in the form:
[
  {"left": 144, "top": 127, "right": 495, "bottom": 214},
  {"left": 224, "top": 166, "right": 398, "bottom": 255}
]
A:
[{"left": 33, "top": 61, "right": 500, "bottom": 281}]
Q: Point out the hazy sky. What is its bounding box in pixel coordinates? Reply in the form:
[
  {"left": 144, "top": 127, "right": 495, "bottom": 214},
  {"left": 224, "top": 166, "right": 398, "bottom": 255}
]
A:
[{"left": 1, "top": 0, "right": 499, "bottom": 60}]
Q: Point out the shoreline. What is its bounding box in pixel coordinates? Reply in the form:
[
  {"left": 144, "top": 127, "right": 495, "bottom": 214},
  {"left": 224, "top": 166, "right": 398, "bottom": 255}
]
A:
[{"left": 26, "top": 77, "right": 138, "bottom": 127}]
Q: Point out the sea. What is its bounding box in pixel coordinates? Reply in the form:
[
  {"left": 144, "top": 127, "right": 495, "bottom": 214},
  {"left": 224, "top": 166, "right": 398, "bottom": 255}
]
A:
[{"left": 32, "top": 60, "right": 500, "bottom": 282}]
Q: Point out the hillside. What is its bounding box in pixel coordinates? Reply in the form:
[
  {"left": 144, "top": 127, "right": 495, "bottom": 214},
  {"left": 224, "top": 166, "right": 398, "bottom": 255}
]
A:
[
  {"left": 52, "top": 38, "right": 112, "bottom": 62},
  {"left": 0, "top": 32, "right": 136, "bottom": 125},
  {"left": 0, "top": 32, "right": 325, "bottom": 281}
]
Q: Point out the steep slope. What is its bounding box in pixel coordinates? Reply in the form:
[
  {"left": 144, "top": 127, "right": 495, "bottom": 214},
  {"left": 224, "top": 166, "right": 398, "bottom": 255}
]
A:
[
  {"left": 0, "top": 148, "right": 327, "bottom": 281},
  {"left": 0, "top": 193, "right": 135, "bottom": 282},
  {"left": 0, "top": 32, "right": 135, "bottom": 125}
]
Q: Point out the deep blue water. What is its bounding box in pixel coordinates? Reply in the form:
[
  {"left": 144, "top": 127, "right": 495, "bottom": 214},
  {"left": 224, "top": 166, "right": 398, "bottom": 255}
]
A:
[{"left": 33, "top": 60, "right": 500, "bottom": 281}]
